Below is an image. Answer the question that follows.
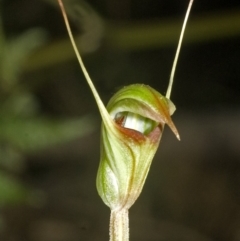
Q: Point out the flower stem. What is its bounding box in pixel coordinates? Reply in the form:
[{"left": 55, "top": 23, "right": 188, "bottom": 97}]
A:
[
  {"left": 110, "top": 209, "right": 129, "bottom": 241},
  {"left": 166, "top": 0, "right": 194, "bottom": 99}
]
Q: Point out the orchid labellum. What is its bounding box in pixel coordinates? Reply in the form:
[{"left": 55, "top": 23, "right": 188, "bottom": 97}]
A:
[{"left": 57, "top": 1, "right": 194, "bottom": 240}]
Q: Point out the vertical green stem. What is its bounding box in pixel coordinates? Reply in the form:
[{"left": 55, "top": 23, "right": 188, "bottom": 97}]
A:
[{"left": 110, "top": 209, "right": 129, "bottom": 241}]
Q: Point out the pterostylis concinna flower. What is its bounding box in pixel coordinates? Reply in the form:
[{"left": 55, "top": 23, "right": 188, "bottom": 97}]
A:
[{"left": 58, "top": 0, "right": 194, "bottom": 240}]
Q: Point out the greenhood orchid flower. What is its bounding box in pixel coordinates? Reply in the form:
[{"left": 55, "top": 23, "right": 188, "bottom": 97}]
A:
[
  {"left": 97, "top": 84, "right": 179, "bottom": 211},
  {"left": 58, "top": 0, "right": 194, "bottom": 240}
]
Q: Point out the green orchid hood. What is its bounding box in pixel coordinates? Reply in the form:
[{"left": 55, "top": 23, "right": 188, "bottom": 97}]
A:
[{"left": 96, "top": 84, "right": 179, "bottom": 211}]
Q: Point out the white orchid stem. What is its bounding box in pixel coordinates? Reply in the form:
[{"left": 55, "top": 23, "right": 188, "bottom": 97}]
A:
[
  {"left": 166, "top": 0, "right": 194, "bottom": 99},
  {"left": 110, "top": 209, "right": 129, "bottom": 241},
  {"left": 57, "top": 0, "right": 113, "bottom": 131}
]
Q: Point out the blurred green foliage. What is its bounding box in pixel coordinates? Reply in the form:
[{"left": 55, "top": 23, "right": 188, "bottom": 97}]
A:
[
  {"left": 0, "top": 9, "right": 95, "bottom": 210},
  {"left": 0, "top": 170, "right": 28, "bottom": 205}
]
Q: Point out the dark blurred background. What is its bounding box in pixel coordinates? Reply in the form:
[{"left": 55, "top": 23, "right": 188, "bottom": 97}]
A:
[{"left": 0, "top": 0, "right": 240, "bottom": 241}]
